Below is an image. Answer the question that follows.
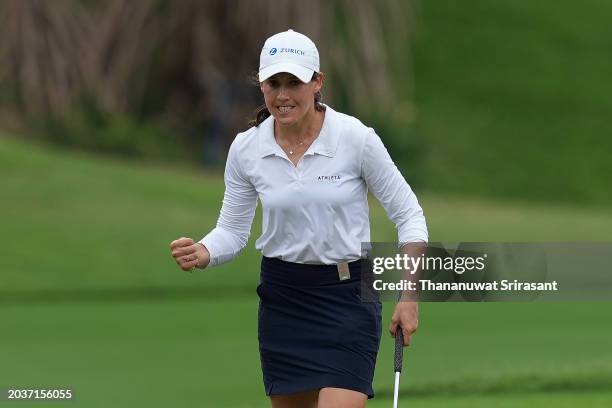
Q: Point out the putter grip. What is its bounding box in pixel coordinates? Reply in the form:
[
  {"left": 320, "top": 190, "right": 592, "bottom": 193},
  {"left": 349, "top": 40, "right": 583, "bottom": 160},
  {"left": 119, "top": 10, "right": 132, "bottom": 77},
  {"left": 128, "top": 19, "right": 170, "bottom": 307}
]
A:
[{"left": 394, "top": 326, "right": 404, "bottom": 372}]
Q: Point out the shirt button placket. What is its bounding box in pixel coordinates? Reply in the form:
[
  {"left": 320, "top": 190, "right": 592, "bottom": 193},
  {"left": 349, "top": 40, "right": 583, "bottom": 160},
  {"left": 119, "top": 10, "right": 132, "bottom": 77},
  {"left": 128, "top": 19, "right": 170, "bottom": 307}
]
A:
[
  {"left": 297, "top": 156, "right": 308, "bottom": 183},
  {"left": 295, "top": 164, "right": 302, "bottom": 188}
]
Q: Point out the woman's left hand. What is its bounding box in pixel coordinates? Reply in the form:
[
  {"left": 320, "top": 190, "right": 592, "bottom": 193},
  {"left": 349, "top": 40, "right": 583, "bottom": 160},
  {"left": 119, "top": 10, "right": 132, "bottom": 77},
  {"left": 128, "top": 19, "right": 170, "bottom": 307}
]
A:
[{"left": 388, "top": 301, "right": 418, "bottom": 346}]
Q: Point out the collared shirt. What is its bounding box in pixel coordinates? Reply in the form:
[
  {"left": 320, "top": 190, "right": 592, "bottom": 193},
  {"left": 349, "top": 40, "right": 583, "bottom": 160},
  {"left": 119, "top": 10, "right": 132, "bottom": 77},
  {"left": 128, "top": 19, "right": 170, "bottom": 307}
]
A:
[{"left": 199, "top": 105, "right": 428, "bottom": 267}]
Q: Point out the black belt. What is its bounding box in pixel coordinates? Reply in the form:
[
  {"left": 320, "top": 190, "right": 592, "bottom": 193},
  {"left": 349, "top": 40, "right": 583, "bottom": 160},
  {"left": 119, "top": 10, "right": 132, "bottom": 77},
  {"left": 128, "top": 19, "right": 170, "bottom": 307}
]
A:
[{"left": 260, "top": 256, "right": 367, "bottom": 286}]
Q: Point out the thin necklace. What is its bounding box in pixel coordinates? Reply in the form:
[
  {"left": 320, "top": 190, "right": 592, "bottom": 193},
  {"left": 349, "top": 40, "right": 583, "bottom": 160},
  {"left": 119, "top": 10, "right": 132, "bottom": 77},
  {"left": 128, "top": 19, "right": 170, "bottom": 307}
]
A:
[
  {"left": 275, "top": 126, "right": 309, "bottom": 155},
  {"left": 275, "top": 114, "right": 321, "bottom": 155},
  {"left": 287, "top": 138, "right": 305, "bottom": 155}
]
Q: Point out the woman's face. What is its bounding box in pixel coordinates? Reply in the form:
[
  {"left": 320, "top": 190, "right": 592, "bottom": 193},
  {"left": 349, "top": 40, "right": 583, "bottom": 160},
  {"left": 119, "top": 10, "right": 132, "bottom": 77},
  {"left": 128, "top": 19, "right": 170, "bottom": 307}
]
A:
[{"left": 260, "top": 72, "right": 324, "bottom": 127}]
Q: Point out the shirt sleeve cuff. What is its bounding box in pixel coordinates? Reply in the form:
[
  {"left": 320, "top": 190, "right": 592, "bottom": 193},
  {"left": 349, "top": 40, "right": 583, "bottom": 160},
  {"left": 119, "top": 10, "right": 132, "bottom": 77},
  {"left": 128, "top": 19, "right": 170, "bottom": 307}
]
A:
[
  {"left": 198, "top": 226, "right": 246, "bottom": 269},
  {"left": 398, "top": 230, "right": 429, "bottom": 248},
  {"left": 197, "top": 237, "right": 215, "bottom": 269}
]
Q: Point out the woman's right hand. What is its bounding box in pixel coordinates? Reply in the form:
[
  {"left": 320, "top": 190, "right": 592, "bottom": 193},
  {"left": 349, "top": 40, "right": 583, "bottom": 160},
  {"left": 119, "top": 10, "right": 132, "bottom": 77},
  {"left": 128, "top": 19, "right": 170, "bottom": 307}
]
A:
[{"left": 170, "top": 237, "right": 210, "bottom": 271}]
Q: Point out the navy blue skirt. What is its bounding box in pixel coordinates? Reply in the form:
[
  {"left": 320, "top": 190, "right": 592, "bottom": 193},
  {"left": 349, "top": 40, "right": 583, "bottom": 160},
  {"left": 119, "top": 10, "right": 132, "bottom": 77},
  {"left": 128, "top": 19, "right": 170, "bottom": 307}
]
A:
[{"left": 257, "top": 256, "right": 382, "bottom": 399}]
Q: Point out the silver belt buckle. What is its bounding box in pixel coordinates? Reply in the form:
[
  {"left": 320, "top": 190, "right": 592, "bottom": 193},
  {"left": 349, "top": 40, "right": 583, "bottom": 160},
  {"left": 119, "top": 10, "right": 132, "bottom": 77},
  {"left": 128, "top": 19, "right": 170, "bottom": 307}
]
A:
[{"left": 337, "top": 262, "right": 351, "bottom": 281}]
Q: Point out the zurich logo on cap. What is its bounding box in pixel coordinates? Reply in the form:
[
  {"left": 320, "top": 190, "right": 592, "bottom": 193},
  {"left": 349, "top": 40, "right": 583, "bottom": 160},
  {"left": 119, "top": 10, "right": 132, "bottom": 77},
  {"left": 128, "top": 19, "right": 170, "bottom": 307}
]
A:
[{"left": 269, "top": 48, "right": 277, "bottom": 55}]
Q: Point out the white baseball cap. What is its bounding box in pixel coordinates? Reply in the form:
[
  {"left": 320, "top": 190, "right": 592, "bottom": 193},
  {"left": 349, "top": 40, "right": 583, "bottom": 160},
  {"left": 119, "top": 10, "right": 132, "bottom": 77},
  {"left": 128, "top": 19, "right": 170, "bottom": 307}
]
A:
[{"left": 258, "top": 29, "right": 320, "bottom": 83}]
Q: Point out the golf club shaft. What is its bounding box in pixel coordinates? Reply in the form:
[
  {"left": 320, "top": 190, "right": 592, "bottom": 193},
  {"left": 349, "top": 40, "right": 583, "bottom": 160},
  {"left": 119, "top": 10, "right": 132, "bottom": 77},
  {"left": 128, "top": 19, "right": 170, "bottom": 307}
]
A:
[
  {"left": 393, "top": 290, "right": 406, "bottom": 407},
  {"left": 393, "top": 372, "right": 400, "bottom": 408},
  {"left": 393, "top": 326, "right": 404, "bottom": 407}
]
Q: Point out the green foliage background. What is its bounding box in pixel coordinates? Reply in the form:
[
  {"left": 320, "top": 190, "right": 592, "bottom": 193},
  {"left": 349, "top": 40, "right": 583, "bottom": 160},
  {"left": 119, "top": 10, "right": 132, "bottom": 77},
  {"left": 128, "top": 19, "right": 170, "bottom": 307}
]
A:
[
  {"left": 407, "top": 0, "right": 612, "bottom": 206},
  {"left": 2, "top": 1, "right": 611, "bottom": 206}
]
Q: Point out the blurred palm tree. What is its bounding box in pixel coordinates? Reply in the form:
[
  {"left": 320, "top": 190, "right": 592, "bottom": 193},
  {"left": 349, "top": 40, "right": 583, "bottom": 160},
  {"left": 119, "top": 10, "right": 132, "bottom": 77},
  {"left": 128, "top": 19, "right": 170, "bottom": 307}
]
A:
[{"left": 0, "top": 0, "right": 415, "bottom": 157}]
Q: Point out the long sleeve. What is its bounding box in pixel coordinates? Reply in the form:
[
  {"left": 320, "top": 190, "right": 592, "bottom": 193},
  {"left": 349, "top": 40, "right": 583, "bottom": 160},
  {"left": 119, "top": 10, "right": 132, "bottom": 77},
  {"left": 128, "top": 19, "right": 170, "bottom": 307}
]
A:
[
  {"left": 199, "top": 139, "right": 258, "bottom": 267},
  {"left": 361, "top": 130, "right": 428, "bottom": 245}
]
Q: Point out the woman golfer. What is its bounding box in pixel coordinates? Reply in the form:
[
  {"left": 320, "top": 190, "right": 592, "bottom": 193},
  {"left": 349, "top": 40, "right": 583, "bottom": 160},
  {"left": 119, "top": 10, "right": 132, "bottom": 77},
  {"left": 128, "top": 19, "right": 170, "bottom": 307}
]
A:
[{"left": 170, "top": 29, "right": 427, "bottom": 407}]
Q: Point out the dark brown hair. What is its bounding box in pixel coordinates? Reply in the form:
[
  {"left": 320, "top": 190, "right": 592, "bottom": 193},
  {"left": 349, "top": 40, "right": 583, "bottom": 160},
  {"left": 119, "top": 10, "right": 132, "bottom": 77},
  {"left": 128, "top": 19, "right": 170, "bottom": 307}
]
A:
[{"left": 248, "top": 72, "right": 325, "bottom": 128}]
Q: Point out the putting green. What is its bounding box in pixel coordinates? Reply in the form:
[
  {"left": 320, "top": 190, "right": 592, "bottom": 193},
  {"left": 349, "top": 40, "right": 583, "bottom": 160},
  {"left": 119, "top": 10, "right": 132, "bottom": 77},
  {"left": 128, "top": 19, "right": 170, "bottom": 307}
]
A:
[
  {"left": 2, "top": 137, "right": 612, "bottom": 407},
  {"left": 367, "top": 392, "right": 612, "bottom": 408},
  {"left": 2, "top": 299, "right": 611, "bottom": 407}
]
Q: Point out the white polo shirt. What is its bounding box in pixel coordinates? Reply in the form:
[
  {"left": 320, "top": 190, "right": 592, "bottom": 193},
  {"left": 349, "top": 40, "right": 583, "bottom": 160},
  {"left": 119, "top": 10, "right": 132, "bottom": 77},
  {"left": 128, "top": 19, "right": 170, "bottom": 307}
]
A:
[{"left": 199, "top": 105, "right": 428, "bottom": 267}]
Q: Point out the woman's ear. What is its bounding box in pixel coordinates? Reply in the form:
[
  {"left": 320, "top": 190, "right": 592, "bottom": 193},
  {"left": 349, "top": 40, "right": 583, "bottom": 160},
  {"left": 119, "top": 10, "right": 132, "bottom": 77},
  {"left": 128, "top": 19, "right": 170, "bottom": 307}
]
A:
[{"left": 313, "top": 72, "right": 324, "bottom": 93}]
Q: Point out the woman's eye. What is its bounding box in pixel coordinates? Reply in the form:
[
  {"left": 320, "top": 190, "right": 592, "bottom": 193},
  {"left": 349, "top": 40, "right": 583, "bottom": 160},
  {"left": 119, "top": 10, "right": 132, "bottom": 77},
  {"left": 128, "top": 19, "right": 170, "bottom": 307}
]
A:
[{"left": 268, "top": 80, "right": 279, "bottom": 88}]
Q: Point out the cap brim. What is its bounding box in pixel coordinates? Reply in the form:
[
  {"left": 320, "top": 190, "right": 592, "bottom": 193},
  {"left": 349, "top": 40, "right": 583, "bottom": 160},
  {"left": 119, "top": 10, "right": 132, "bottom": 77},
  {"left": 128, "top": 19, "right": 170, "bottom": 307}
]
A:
[{"left": 258, "top": 62, "right": 314, "bottom": 83}]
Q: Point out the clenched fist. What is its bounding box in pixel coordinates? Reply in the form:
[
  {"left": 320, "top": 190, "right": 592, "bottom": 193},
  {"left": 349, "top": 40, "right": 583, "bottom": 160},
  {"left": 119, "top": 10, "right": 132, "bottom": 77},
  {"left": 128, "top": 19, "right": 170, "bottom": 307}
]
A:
[{"left": 170, "top": 237, "right": 210, "bottom": 272}]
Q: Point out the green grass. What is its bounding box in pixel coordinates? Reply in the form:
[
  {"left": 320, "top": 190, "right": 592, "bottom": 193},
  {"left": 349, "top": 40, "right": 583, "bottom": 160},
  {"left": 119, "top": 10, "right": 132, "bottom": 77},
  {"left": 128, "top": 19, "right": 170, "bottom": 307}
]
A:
[
  {"left": 2, "top": 137, "right": 612, "bottom": 294},
  {"left": 2, "top": 300, "right": 612, "bottom": 407},
  {"left": 407, "top": 0, "right": 612, "bottom": 206},
  {"left": 369, "top": 392, "right": 612, "bottom": 408},
  {"left": 1, "top": 137, "right": 612, "bottom": 407}
]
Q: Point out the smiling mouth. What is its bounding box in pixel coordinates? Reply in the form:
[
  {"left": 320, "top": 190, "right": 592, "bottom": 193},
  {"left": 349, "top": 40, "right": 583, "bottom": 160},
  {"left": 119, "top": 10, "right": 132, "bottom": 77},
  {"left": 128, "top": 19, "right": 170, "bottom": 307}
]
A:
[{"left": 277, "top": 106, "right": 295, "bottom": 113}]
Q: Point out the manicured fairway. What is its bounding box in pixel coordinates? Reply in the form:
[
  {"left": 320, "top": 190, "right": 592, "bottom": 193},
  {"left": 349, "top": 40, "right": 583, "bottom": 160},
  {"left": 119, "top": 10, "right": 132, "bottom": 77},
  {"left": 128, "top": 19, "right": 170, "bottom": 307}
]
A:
[
  {"left": 2, "top": 299, "right": 612, "bottom": 407},
  {"left": 2, "top": 137, "right": 612, "bottom": 406},
  {"left": 368, "top": 392, "right": 612, "bottom": 408}
]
